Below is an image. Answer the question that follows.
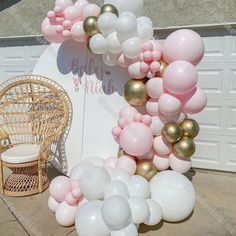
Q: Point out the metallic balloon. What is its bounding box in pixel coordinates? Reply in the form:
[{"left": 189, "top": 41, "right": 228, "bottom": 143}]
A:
[
  {"left": 83, "top": 16, "right": 99, "bottom": 37},
  {"left": 136, "top": 161, "right": 158, "bottom": 181},
  {"left": 124, "top": 79, "right": 148, "bottom": 106},
  {"left": 173, "top": 137, "right": 196, "bottom": 158},
  {"left": 181, "top": 119, "right": 200, "bottom": 139},
  {"left": 162, "top": 122, "right": 183, "bottom": 143},
  {"left": 117, "top": 147, "right": 124, "bottom": 157},
  {"left": 101, "top": 4, "right": 119, "bottom": 16},
  {"left": 156, "top": 60, "right": 168, "bottom": 77}
]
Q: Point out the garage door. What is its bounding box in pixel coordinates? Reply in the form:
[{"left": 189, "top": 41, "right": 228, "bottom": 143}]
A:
[{"left": 0, "top": 31, "right": 236, "bottom": 172}]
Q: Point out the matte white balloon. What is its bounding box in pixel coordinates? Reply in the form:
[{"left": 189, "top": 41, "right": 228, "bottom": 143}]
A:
[
  {"left": 70, "top": 162, "right": 94, "bottom": 180},
  {"left": 98, "top": 12, "right": 118, "bottom": 35},
  {"left": 144, "top": 199, "right": 162, "bottom": 226},
  {"left": 103, "top": 52, "right": 118, "bottom": 66},
  {"left": 169, "top": 154, "right": 192, "bottom": 173},
  {"left": 76, "top": 200, "right": 110, "bottom": 236},
  {"left": 104, "top": 180, "right": 129, "bottom": 199},
  {"left": 150, "top": 116, "right": 165, "bottom": 136},
  {"left": 111, "top": 169, "right": 131, "bottom": 185},
  {"left": 89, "top": 34, "right": 107, "bottom": 54},
  {"left": 102, "top": 196, "right": 132, "bottom": 230},
  {"left": 128, "top": 62, "right": 145, "bottom": 79},
  {"left": 138, "top": 23, "right": 153, "bottom": 42},
  {"left": 78, "top": 197, "right": 89, "bottom": 209},
  {"left": 128, "top": 197, "right": 150, "bottom": 224},
  {"left": 150, "top": 171, "right": 195, "bottom": 222},
  {"left": 85, "top": 157, "right": 105, "bottom": 167},
  {"left": 111, "top": 223, "right": 138, "bottom": 236},
  {"left": 122, "top": 37, "right": 142, "bottom": 59},
  {"left": 106, "top": 32, "right": 122, "bottom": 54},
  {"left": 137, "top": 16, "right": 153, "bottom": 26}
]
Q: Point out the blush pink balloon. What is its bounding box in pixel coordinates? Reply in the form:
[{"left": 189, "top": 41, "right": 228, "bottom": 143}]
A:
[
  {"left": 163, "top": 29, "right": 205, "bottom": 66},
  {"left": 146, "top": 77, "right": 164, "bottom": 99},
  {"left": 75, "top": 0, "right": 89, "bottom": 10},
  {"left": 163, "top": 60, "right": 198, "bottom": 95},
  {"left": 153, "top": 155, "right": 170, "bottom": 171},
  {"left": 159, "top": 112, "right": 187, "bottom": 124},
  {"left": 146, "top": 98, "right": 159, "bottom": 116},
  {"left": 71, "top": 21, "right": 88, "bottom": 42},
  {"left": 140, "top": 62, "right": 150, "bottom": 73},
  {"left": 128, "top": 62, "right": 147, "bottom": 79},
  {"left": 169, "top": 153, "right": 192, "bottom": 173},
  {"left": 158, "top": 93, "right": 181, "bottom": 116},
  {"left": 178, "top": 86, "right": 207, "bottom": 114},
  {"left": 137, "top": 147, "right": 155, "bottom": 161},
  {"left": 150, "top": 61, "right": 160, "bottom": 73},
  {"left": 65, "top": 192, "right": 78, "bottom": 206},
  {"left": 119, "top": 106, "right": 138, "bottom": 123},
  {"left": 82, "top": 4, "right": 101, "bottom": 18},
  {"left": 153, "top": 136, "right": 172, "bottom": 156},
  {"left": 116, "top": 155, "right": 137, "bottom": 175},
  {"left": 150, "top": 116, "right": 165, "bottom": 136},
  {"left": 49, "top": 176, "right": 71, "bottom": 202},
  {"left": 71, "top": 187, "right": 83, "bottom": 200},
  {"left": 64, "top": 5, "right": 81, "bottom": 22},
  {"left": 142, "top": 41, "right": 153, "bottom": 51},
  {"left": 120, "top": 122, "right": 153, "bottom": 156},
  {"left": 55, "top": 0, "right": 73, "bottom": 10},
  {"left": 48, "top": 196, "right": 60, "bottom": 213},
  {"left": 104, "top": 156, "right": 119, "bottom": 169},
  {"left": 70, "top": 180, "right": 80, "bottom": 189}
]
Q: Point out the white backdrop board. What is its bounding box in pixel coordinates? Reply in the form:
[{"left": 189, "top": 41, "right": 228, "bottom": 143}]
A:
[{"left": 33, "top": 40, "right": 129, "bottom": 174}]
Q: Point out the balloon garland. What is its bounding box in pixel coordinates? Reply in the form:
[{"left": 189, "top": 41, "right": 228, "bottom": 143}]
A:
[{"left": 41, "top": 0, "right": 208, "bottom": 234}]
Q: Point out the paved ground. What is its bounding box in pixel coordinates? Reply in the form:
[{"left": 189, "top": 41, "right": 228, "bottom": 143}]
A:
[{"left": 0, "top": 168, "right": 236, "bottom": 236}]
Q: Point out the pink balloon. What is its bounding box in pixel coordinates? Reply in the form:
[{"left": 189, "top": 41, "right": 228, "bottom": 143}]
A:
[
  {"left": 152, "top": 50, "right": 161, "bottom": 61},
  {"left": 64, "top": 5, "right": 81, "bottom": 22},
  {"left": 116, "top": 155, "right": 137, "bottom": 175},
  {"left": 153, "top": 155, "right": 170, "bottom": 171},
  {"left": 71, "top": 21, "right": 88, "bottom": 42},
  {"left": 119, "top": 106, "right": 138, "bottom": 123},
  {"left": 146, "top": 77, "right": 164, "bottom": 99},
  {"left": 82, "top": 4, "right": 101, "bottom": 18},
  {"left": 104, "top": 156, "right": 118, "bottom": 169},
  {"left": 48, "top": 196, "right": 60, "bottom": 213},
  {"left": 137, "top": 147, "right": 155, "bottom": 161},
  {"left": 120, "top": 122, "right": 153, "bottom": 156},
  {"left": 169, "top": 153, "right": 192, "bottom": 173},
  {"left": 128, "top": 62, "right": 147, "bottom": 79},
  {"left": 158, "top": 93, "right": 181, "bottom": 116},
  {"left": 163, "top": 60, "right": 198, "bottom": 95},
  {"left": 70, "top": 180, "right": 80, "bottom": 189},
  {"left": 55, "top": 202, "right": 77, "bottom": 226},
  {"left": 153, "top": 136, "right": 172, "bottom": 156},
  {"left": 118, "top": 54, "right": 138, "bottom": 68},
  {"left": 71, "top": 187, "right": 83, "bottom": 200},
  {"left": 55, "top": 0, "right": 73, "bottom": 10},
  {"left": 178, "top": 86, "right": 207, "bottom": 114},
  {"left": 163, "top": 29, "right": 205, "bottom": 66},
  {"left": 150, "top": 61, "right": 160, "bottom": 73},
  {"left": 159, "top": 112, "right": 187, "bottom": 124},
  {"left": 146, "top": 98, "right": 159, "bottom": 116},
  {"left": 150, "top": 116, "right": 165, "bottom": 136},
  {"left": 75, "top": 0, "right": 89, "bottom": 10},
  {"left": 65, "top": 192, "right": 78, "bottom": 206},
  {"left": 142, "top": 41, "right": 153, "bottom": 51},
  {"left": 140, "top": 62, "right": 150, "bottom": 73},
  {"left": 49, "top": 176, "right": 71, "bottom": 202}
]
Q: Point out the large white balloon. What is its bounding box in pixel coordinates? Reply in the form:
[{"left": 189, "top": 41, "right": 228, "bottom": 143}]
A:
[
  {"left": 76, "top": 200, "right": 110, "bottom": 236},
  {"left": 98, "top": 12, "right": 118, "bottom": 35},
  {"left": 144, "top": 199, "right": 162, "bottom": 226},
  {"left": 111, "top": 169, "right": 131, "bottom": 185},
  {"left": 122, "top": 37, "right": 142, "bottom": 59},
  {"left": 104, "top": 180, "right": 130, "bottom": 199},
  {"left": 70, "top": 162, "right": 94, "bottom": 180},
  {"left": 116, "top": 14, "right": 137, "bottom": 37},
  {"left": 104, "top": 0, "right": 144, "bottom": 17},
  {"left": 150, "top": 171, "right": 195, "bottom": 222},
  {"left": 102, "top": 196, "right": 132, "bottom": 230},
  {"left": 111, "top": 223, "right": 138, "bottom": 236},
  {"left": 137, "top": 16, "right": 153, "bottom": 26},
  {"left": 106, "top": 32, "right": 122, "bottom": 54},
  {"left": 89, "top": 34, "right": 107, "bottom": 54},
  {"left": 150, "top": 116, "right": 165, "bottom": 136},
  {"left": 137, "top": 22, "right": 153, "bottom": 42}
]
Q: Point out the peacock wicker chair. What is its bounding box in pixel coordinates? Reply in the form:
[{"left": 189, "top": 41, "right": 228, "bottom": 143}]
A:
[{"left": 0, "top": 75, "right": 72, "bottom": 197}]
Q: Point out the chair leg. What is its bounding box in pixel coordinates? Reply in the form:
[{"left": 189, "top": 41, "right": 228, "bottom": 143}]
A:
[
  {"left": 38, "top": 159, "right": 43, "bottom": 193},
  {"left": 0, "top": 160, "right": 4, "bottom": 195}
]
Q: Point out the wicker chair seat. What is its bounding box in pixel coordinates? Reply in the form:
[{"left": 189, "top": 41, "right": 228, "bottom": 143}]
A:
[{"left": 1, "top": 144, "right": 40, "bottom": 164}]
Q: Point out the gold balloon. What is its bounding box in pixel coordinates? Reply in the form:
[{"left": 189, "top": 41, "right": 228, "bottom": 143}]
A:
[
  {"left": 124, "top": 79, "right": 148, "bottom": 106},
  {"left": 117, "top": 147, "right": 124, "bottom": 157},
  {"left": 83, "top": 16, "right": 99, "bottom": 37},
  {"left": 136, "top": 161, "right": 157, "bottom": 181},
  {"left": 162, "top": 122, "right": 183, "bottom": 143},
  {"left": 156, "top": 60, "right": 168, "bottom": 77},
  {"left": 173, "top": 137, "right": 196, "bottom": 158},
  {"left": 101, "top": 4, "right": 119, "bottom": 16},
  {"left": 181, "top": 119, "right": 200, "bottom": 139}
]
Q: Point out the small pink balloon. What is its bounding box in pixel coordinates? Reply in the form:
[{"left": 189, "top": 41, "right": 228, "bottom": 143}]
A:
[
  {"left": 119, "top": 106, "right": 138, "bottom": 123},
  {"left": 48, "top": 196, "right": 60, "bottom": 213},
  {"left": 70, "top": 180, "right": 80, "bottom": 189},
  {"left": 146, "top": 77, "right": 164, "bottom": 99},
  {"left": 153, "top": 155, "right": 170, "bottom": 171},
  {"left": 169, "top": 153, "right": 192, "bottom": 173},
  {"left": 142, "top": 41, "right": 153, "bottom": 51},
  {"left": 178, "top": 86, "right": 207, "bottom": 114},
  {"left": 118, "top": 118, "right": 127, "bottom": 128},
  {"left": 137, "top": 147, "right": 154, "bottom": 161},
  {"left": 55, "top": 0, "right": 73, "bottom": 10},
  {"left": 150, "top": 61, "right": 160, "bottom": 73},
  {"left": 128, "top": 62, "right": 147, "bottom": 79},
  {"left": 55, "top": 202, "right": 77, "bottom": 227},
  {"left": 147, "top": 71, "right": 156, "bottom": 79},
  {"left": 152, "top": 50, "right": 161, "bottom": 61},
  {"left": 140, "top": 62, "right": 149, "bottom": 73},
  {"left": 120, "top": 122, "right": 153, "bottom": 156},
  {"left": 134, "top": 113, "right": 143, "bottom": 122},
  {"left": 65, "top": 192, "right": 78, "bottom": 206},
  {"left": 116, "top": 155, "right": 137, "bottom": 175},
  {"left": 143, "top": 51, "right": 153, "bottom": 61},
  {"left": 146, "top": 98, "right": 159, "bottom": 116},
  {"left": 153, "top": 136, "right": 172, "bottom": 156},
  {"left": 159, "top": 112, "right": 187, "bottom": 124},
  {"left": 62, "top": 29, "right": 71, "bottom": 38},
  {"left": 163, "top": 29, "right": 205, "bottom": 66},
  {"left": 112, "top": 126, "right": 122, "bottom": 136},
  {"left": 142, "top": 115, "right": 152, "bottom": 127},
  {"left": 64, "top": 5, "right": 81, "bottom": 22},
  {"left": 104, "top": 156, "right": 119, "bottom": 169},
  {"left": 158, "top": 93, "right": 181, "bottom": 116},
  {"left": 71, "top": 21, "right": 88, "bottom": 42},
  {"left": 150, "top": 116, "right": 165, "bottom": 136},
  {"left": 49, "top": 176, "right": 71, "bottom": 202},
  {"left": 71, "top": 187, "right": 83, "bottom": 200},
  {"left": 163, "top": 60, "right": 198, "bottom": 95},
  {"left": 82, "top": 4, "right": 101, "bottom": 18}
]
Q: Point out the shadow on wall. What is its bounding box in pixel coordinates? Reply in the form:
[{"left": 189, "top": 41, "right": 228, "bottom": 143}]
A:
[{"left": 0, "top": 0, "right": 22, "bottom": 11}]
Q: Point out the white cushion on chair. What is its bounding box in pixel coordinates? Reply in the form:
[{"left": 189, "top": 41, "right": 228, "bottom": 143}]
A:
[{"left": 1, "top": 144, "right": 40, "bottom": 164}]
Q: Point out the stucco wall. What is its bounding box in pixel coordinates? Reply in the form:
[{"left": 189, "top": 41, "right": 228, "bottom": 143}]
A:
[{"left": 0, "top": 0, "right": 236, "bottom": 37}]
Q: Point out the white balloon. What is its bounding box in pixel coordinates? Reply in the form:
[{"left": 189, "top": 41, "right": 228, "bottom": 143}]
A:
[
  {"left": 103, "top": 52, "right": 118, "bottom": 66},
  {"left": 98, "top": 12, "right": 118, "bottom": 35},
  {"left": 104, "top": 0, "right": 144, "bottom": 17},
  {"left": 144, "top": 199, "right": 162, "bottom": 226},
  {"left": 153, "top": 155, "right": 170, "bottom": 171},
  {"left": 76, "top": 200, "right": 110, "bottom": 236},
  {"left": 116, "top": 14, "right": 137, "bottom": 38},
  {"left": 137, "top": 16, "right": 153, "bottom": 26},
  {"left": 80, "top": 166, "right": 110, "bottom": 200},
  {"left": 128, "top": 176, "right": 150, "bottom": 199},
  {"left": 111, "top": 223, "right": 138, "bottom": 236},
  {"left": 89, "top": 34, "right": 107, "bottom": 54},
  {"left": 150, "top": 171, "right": 195, "bottom": 222},
  {"left": 150, "top": 116, "right": 165, "bottom": 136},
  {"left": 78, "top": 197, "right": 89, "bottom": 209},
  {"left": 70, "top": 162, "right": 94, "bottom": 180},
  {"left": 169, "top": 154, "right": 192, "bottom": 174},
  {"left": 106, "top": 32, "right": 122, "bottom": 54},
  {"left": 128, "top": 62, "right": 145, "bottom": 79},
  {"left": 122, "top": 37, "right": 142, "bottom": 59},
  {"left": 111, "top": 169, "right": 131, "bottom": 185},
  {"left": 102, "top": 196, "right": 132, "bottom": 230},
  {"left": 128, "top": 197, "right": 150, "bottom": 224},
  {"left": 48, "top": 196, "right": 60, "bottom": 212},
  {"left": 137, "top": 23, "right": 153, "bottom": 42},
  {"left": 104, "top": 180, "right": 129, "bottom": 199}
]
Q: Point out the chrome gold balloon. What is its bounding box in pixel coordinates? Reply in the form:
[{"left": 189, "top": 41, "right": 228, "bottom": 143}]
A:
[
  {"left": 181, "top": 119, "right": 200, "bottom": 139},
  {"left": 117, "top": 147, "right": 124, "bottom": 157},
  {"left": 83, "top": 16, "right": 99, "bottom": 37},
  {"left": 156, "top": 60, "right": 168, "bottom": 77},
  {"left": 124, "top": 79, "right": 148, "bottom": 106},
  {"left": 136, "top": 161, "right": 157, "bottom": 181},
  {"left": 101, "top": 4, "right": 119, "bottom": 16},
  {"left": 173, "top": 137, "right": 196, "bottom": 158},
  {"left": 162, "top": 122, "right": 183, "bottom": 143}
]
